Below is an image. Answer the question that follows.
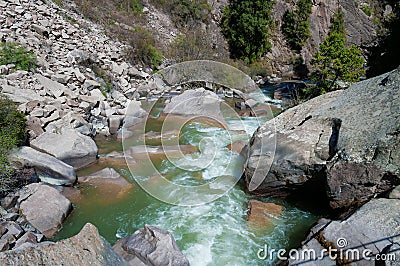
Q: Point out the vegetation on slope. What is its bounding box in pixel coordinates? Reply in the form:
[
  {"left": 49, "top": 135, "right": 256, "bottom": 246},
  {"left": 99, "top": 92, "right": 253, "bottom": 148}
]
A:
[
  {"left": 282, "top": 0, "right": 313, "bottom": 52},
  {"left": 308, "top": 9, "right": 365, "bottom": 97},
  {"left": 0, "top": 42, "right": 37, "bottom": 71},
  {"left": 0, "top": 96, "right": 27, "bottom": 196},
  {"left": 221, "top": 0, "right": 275, "bottom": 64}
]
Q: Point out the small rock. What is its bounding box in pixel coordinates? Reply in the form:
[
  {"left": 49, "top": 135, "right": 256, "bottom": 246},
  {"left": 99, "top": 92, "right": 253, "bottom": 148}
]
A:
[
  {"left": 84, "top": 80, "right": 101, "bottom": 90},
  {"left": 389, "top": 185, "right": 400, "bottom": 199},
  {"left": 73, "top": 68, "right": 86, "bottom": 83},
  {"left": 14, "top": 232, "right": 38, "bottom": 249}
]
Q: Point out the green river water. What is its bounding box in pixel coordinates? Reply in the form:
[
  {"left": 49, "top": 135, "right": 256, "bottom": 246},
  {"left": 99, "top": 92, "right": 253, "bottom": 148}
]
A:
[{"left": 53, "top": 96, "right": 322, "bottom": 265}]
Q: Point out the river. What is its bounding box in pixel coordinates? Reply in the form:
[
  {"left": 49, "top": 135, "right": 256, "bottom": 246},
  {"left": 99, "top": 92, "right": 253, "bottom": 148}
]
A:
[{"left": 53, "top": 92, "right": 321, "bottom": 265}]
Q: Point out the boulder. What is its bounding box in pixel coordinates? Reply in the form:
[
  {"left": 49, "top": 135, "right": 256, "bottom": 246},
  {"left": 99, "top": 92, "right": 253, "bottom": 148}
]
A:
[
  {"left": 0, "top": 223, "right": 127, "bottom": 265},
  {"left": 9, "top": 147, "right": 76, "bottom": 186},
  {"left": 123, "top": 100, "right": 148, "bottom": 128},
  {"left": 18, "top": 184, "right": 72, "bottom": 238},
  {"left": 30, "top": 128, "right": 98, "bottom": 169},
  {"left": 1, "top": 85, "right": 44, "bottom": 104},
  {"left": 244, "top": 68, "right": 400, "bottom": 211},
  {"left": 113, "top": 225, "right": 189, "bottom": 266},
  {"left": 35, "top": 74, "right": 73, "bottom": 98},
  {"left": 289, "top": 199, "right": 400, "bottom": 265},
  {"left": 163, "top": 88, "right": 223, "bottom": 120}
]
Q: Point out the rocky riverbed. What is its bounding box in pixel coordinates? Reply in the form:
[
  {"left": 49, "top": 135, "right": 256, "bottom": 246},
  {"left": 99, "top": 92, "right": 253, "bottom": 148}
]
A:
[{"left": 0, "top": 0, "right": 399, "bottom": 265}]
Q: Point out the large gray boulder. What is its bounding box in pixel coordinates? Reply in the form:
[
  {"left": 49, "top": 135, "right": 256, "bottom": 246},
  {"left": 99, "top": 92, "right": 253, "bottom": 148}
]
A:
[
  {"left": 9, "top": 146, "right": 76, "bottom": 186},
  {"left": 7, "top": 183, "right": 72, "bottom": 238},
  {"left": 113, "top": 225, "right": 190, "bottom": 266},
  {"left": 0, "top": 223, "right": 128, "bottom": 265},
  {"left": 163, "top": 88, "right": 223, "bottom": 119},
  {"left": 243, "top": 67, "right": 400, "bottom": 211},
  {"left": 31, "top": 128, "right": 98, "bottom": 169},
  {"left": 289, "top": 199, "right": 400, "bottom": 265}
]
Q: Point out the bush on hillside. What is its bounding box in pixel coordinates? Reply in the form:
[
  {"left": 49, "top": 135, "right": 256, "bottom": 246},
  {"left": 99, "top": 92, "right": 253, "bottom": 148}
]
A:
[
  {"left": 126, "top": 28, "right": 163, "bottom": 68},
  {"left": 0, "top": 42, "right": 37, "bottom": 71},
  {"left": 221, "top": 0, "right": 275, "bottom": 63},
  {"left": 0, "top": 95, "right": 27, "bottom": 196}
]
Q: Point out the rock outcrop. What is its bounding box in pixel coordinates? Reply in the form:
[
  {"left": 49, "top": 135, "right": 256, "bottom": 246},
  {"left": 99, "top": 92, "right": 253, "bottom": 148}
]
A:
[
  {"left": 113, "top": 225, "right": 190, "bottom": 266},
  {"left": 2, "top": 183, "right": 72, "bottom": 238},
  {"left": 243, "top": 68, "right": 400, "bottom": 212},
  {"left": 289, "top": 198, "right": 400, "bottom": 265},
  {"left": 9, "top": 146, "right": 76, "bottom": 186},
  {"left": 267, "top": 0, "right": 379, "bottom": 76},
  {"left": 30, "top": 128, "right": 98, "bottom": 169},
  {"left": 0, "top": 223, "right": 127, "bottom": 265}
]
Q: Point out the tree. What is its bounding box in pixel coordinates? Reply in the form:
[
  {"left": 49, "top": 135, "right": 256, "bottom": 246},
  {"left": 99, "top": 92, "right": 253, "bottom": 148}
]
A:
[
  {"left": 282, "top": 0, "right": 313, "bottom": 52},
  {"left": 311, "top": 9, "right": 365, "bottom": 93},
  {"left": 221, "top": 0, "right": 275, "bottom": 63}
]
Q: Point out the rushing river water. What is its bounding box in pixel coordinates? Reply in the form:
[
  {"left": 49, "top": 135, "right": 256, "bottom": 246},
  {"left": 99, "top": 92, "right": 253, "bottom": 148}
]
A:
[{"left": 53, "top": 94, "right": 321, "bottom": 265}]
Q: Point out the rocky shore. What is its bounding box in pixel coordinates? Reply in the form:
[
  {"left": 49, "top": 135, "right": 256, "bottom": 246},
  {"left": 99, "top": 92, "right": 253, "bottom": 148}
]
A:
[{"left": 243, "top": 67, "right": 400, "bottom": 264}]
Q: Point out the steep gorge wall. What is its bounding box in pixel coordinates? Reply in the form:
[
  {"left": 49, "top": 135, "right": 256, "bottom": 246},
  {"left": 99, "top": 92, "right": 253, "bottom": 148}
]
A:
[{"left": 267, "top": 0, "right": 379, "bottom": 76}]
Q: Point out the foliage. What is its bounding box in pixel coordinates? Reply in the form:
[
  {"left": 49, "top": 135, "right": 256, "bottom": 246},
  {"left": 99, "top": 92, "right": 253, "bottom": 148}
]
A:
[
  {"left": 149, "top": 0, "right": 211, "bottom": 28},
  {"left": 282, "top": 0, "right": 312, "bottom": 51},
  {"left": 361, "top": 5, "right": 372, "bottom": 17},
  {"left": 169, "top": 28, "right": 213, "bottom": 61},
  {"left": 221, "top": 0, "right": 275, "bottom": 63},
  {"left": 126, "top": 28, "right": 163, "bottom": 68},
  {"left": 0, "top": 95, "right": 26, "bottom": 195},
  {"left": 0, "top": 42, "right": 37, "bottom": 71},
  {"left": 130, "top": 0, "right": 143, "bottom": 13},
  {"left": 310, "top": 9, "right": 365, "bottom": 92},
  {"left": 53, "top": 0, "right": 63, "bottom": 7}
]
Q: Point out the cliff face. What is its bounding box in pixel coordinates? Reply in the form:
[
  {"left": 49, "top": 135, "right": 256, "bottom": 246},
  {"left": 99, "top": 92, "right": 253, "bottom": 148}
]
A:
[{"left": 267, "top": 0, "right": 379, "bottom": 77}]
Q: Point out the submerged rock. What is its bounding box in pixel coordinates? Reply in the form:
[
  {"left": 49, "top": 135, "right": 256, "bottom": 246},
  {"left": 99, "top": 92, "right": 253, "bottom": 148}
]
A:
[
  {"left": 113, "top": 225, "right": 190, "bottom": 266},
  {"left": 244, "top": 68, "right": 400, "bottom": 212},
  {"left": 31, "top": 128, "right": 98, "bottom": 169},
  {"left": 78, "top": 168, "right": 133, "bottom": 200},
  {"left": 247, "top": 200, "right": 283, "bottom": 230},
  {"left": 0, "top": 223, "right": 127, "bottom": 265}
]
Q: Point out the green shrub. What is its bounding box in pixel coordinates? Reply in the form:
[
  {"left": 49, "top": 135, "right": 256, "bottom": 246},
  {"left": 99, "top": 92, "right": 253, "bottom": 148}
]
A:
[
  {"left": 221, "top": 0, "right": 275, "bottom": 63},
  {"left": 0, "top": 95, "right": 26, "bottom": 195},
  {"left": 361, "top": 5, "right": 372, "bottom": 17},
  {"left": 0, "top": 42, "right": 37, "bottom": 71},
  {"left": 126, "top": 28, "right": 163, "bottom": 68},
  {"left": 130, "top": 0, "right": 143, "bottom": 13},
  {"left": 169, "top": 28, "right": 213, "bottom": 61},
  {"left": 282, "top": 0, "right": 312, "bottom": 52},
  {"left": 149, "top": 0, "right": 211, "bottom": 28}
]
